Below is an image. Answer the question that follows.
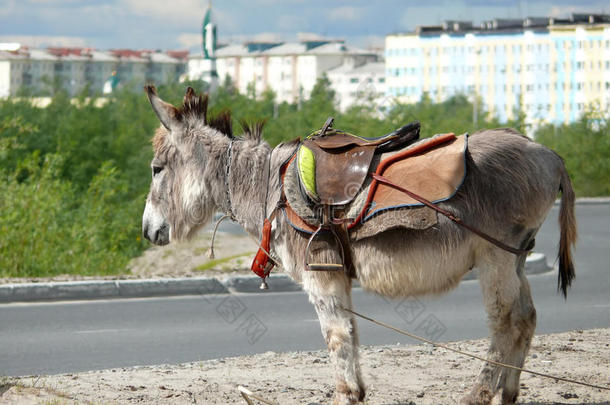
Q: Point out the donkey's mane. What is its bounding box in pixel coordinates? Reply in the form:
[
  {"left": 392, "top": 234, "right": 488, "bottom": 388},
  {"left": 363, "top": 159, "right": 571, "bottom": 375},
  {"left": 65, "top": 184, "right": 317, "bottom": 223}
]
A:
[
  {"left": 180, "top": 87, "right": 234, "bottom": 137},
  {"left": 152, "top": 87, "right": 267, "bottom": 152},
  {"left": 239, "top": 119, "right": 266, "bottom": 143}
]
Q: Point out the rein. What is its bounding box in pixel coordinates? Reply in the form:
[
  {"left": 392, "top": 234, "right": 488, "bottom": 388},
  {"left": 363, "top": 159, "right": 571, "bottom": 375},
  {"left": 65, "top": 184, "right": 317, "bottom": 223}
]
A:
[
  {"left": 224, "top": 139, "right": 236, "bottom": 221},
  {"left": 207, "top": 139, "right": 237, "bottom": 260}
]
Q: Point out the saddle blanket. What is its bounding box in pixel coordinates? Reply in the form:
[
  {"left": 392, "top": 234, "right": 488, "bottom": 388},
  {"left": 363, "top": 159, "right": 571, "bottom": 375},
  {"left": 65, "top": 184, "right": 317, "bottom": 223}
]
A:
[{"left": 282, "top": 133, "right": 468, "bottom": 241}]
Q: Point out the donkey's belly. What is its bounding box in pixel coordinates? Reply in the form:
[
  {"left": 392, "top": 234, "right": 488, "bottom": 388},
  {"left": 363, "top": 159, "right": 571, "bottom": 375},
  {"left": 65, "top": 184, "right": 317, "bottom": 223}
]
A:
[{"left": 352, "top": 231, "right": 475, "bottom": 298}]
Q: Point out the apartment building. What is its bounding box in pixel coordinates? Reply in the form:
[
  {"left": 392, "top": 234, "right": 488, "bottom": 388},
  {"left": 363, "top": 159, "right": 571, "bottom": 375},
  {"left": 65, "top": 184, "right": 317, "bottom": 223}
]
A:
[
  {"left": 0, "top": 46, "right": 187, "bottom": 97},
  {"left": 188, "top": 40, "right": 378, "bottom": 104},
  {"left": 326, "top": 61, "right": 386, "bottom": 112},
  {"left": 385, "top": 14, "right": 610, "bottom": 125}
]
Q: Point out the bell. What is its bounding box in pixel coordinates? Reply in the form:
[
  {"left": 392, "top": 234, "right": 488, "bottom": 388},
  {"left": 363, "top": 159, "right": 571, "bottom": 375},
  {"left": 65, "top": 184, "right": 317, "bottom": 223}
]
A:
[{"left": 259, "top": 279, "right": 269, "bottom": 290}]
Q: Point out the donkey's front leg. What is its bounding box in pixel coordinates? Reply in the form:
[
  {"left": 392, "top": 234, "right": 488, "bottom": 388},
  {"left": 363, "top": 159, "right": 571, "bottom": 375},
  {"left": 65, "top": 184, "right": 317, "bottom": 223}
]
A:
[{"left": 305, "top": 272, "right": 364, "bottom": 405}]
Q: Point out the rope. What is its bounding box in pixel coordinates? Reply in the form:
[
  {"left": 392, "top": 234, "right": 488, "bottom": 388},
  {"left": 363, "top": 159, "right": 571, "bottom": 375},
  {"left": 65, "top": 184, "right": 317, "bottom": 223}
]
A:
[
  {"left": 207, "top": 214, "right": 232, "bottom": 259},
  {"left": 233, "top": 229, "right": 609, "bottom": 392},
  {"left": 342, "top": 306, "right": 610, "bottom": 391},
  {"left": 218, "top": 221, "right": 608, "bottom": 393}
]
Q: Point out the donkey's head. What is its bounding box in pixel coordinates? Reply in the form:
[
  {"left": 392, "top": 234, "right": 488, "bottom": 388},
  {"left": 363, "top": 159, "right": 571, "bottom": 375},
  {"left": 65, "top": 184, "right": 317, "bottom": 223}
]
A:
[{"left": 142, "top": 86, "right": 234, "bottom": 245}]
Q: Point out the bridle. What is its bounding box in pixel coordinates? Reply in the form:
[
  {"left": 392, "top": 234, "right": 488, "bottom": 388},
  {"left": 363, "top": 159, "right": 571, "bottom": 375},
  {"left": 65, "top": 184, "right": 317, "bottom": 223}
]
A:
[{"left": 223, "top": 139, "right": 236, "bottom": 221}]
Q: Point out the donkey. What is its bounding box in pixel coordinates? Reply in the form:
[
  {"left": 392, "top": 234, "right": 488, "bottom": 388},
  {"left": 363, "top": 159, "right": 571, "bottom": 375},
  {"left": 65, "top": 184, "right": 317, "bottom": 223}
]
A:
[{"left": 141, "top": 86, "right": 576, "bottom": 405}]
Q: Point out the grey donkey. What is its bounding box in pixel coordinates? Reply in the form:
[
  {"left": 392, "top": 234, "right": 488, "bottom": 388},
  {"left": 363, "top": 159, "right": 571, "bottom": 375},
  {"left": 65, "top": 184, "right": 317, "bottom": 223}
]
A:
[{"left": 142, "top": 87, "right": 576, "bottom": 405}]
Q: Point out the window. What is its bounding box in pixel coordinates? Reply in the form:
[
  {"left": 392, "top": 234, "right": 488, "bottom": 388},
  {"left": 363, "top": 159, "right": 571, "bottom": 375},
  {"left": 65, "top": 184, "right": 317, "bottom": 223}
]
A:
[{"left": 350, "top": 77, "right": 358, "bottom": 83}]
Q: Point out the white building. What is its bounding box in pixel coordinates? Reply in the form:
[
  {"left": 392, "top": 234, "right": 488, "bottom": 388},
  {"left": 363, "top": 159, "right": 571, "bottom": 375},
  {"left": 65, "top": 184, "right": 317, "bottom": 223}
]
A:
[
  {"left": 0, "top": 45, "right": 187, "bottom": 98},
  {"left": 327, "top": 61, "right": 386, "bottom": 111},
  {"left": 188, "top": 40, "right": 379, "bottom": 104},
  {"left": 385, "top": 14, "right": 610, "bottom": 126}
]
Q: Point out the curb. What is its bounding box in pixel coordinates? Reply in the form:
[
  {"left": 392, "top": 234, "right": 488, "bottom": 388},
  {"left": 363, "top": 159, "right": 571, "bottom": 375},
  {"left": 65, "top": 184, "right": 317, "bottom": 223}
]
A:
[
  {"left": 560, "top": 197, "right": 610, "bottom": 205},
  {"left": 0, "top": 277, "right": 228, "bottom": 303},
  {"left": 224, "top": 274, "right": 302, "bottom": 293},
  {"left": 0, "top": 254, "right": 551, "bottom": 303}
]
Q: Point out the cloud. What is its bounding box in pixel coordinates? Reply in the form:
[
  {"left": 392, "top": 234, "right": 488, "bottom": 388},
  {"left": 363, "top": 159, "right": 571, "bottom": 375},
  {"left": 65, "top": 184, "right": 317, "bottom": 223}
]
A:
[
  {"left": 0, "top": 0, "right": 17, "bottom": 16},
  {"left": 177, "top": 33, "right": 201, "bottom": 49},
  {"left": 124, "top": 0, "right": 204, "bottom": 25},
  {"left": 210, "top": 7, "right": 241, "bottom": 35},
  {"left": 0, "top": 35, "right": 87, "bottom": 48},
  {"left": 327, "top": 6, "right": 364, "bottom": 22},
  {"left": 297, "top": 32, "right": 329, "bottom": 41},
  {"left": 548, "top": 5, "right": 604, "bottom": 17},
  {"left": 276, "top": 14, "right": 308, "bottom": 32},
  {"left": 351, "top": 35, "right": 385, "bottom": 49},
  {"left": 250, "top": 32, "right": 285, "bottom": 42},
  {"left": 26, "top": 0, "right": 82, "bottom": 4}
]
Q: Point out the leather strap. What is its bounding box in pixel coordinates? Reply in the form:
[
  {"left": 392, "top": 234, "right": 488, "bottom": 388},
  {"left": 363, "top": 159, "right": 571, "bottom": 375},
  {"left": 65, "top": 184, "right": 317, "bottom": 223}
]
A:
[{"left": 371, "top": 173, "right": 534, "bottom": 255}]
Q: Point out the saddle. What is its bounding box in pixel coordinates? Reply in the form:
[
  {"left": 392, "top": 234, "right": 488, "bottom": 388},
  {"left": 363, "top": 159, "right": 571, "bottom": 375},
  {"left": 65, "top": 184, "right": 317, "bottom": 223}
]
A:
[
  {"left": 250, "top": 118, "right": 468, "bottom": 283},
  {"left": 295, "top": 118, "right": 421, "bottom": 271}
]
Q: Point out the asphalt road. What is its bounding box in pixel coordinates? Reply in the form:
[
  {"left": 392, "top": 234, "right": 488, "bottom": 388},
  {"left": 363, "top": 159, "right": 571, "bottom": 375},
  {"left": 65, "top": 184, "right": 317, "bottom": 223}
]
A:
[{"left": 1, "top": 204, "right": 609, "bottom": 377}]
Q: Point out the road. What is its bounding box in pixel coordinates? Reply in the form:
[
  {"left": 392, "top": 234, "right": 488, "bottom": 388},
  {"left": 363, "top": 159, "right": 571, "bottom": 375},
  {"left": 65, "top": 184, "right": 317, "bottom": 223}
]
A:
[{"left": 1, "top": 204, "right": 609, "bottom": 377}]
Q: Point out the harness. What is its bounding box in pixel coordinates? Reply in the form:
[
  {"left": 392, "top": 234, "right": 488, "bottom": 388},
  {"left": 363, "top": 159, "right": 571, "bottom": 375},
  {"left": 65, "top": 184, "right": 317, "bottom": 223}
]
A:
[{"left": 250, "top": 119, "right": 534, "bottom": 285}]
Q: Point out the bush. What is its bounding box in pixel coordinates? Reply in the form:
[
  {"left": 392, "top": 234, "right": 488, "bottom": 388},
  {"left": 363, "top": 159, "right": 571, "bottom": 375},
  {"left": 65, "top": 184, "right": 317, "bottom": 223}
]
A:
[
  {"left": 0, "top": 153, "right": 146, "bottom": 277},
  {"left": 0, "top": 93, "right": 151, "bottom": 278},
  {"left": 535, "top": 112, "right": 610, "bottom": 197}
]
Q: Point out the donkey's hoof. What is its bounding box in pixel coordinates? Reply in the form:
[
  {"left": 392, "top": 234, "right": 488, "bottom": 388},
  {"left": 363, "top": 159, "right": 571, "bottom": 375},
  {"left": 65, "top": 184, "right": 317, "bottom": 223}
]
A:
[
  {"left": 460, "top": 386, "right": 494, "bottom": 405},
  {"left": 332, "top": 381, "right": 365, "bottom": 405},
  {"left": 501, "top": 389, "right": 519, "bottom": 405}
]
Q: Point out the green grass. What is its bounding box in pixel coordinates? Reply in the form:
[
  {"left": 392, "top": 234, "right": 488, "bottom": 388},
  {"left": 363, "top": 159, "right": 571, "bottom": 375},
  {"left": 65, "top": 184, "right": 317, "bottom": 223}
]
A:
[{"left": 192, "top": 252, "right": 255, "bottom": 272}]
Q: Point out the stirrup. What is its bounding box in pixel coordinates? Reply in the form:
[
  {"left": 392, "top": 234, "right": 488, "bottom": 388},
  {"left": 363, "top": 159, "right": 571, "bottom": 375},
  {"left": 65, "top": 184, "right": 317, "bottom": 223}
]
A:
[{"left": 305, "top": 224, "right": 345, "bottom": 271}]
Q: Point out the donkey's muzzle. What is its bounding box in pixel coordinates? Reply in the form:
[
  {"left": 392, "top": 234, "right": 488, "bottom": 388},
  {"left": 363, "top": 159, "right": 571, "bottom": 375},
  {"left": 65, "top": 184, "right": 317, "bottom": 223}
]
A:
[{"left": 143, "top": 222, "right": 170, "bottom": 246}]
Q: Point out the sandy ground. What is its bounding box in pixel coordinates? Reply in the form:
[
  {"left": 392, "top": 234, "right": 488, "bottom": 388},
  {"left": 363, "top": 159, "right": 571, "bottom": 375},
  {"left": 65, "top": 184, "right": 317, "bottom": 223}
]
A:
[{"left": 2, "top": 328, "right": 608, "bottom": 405}]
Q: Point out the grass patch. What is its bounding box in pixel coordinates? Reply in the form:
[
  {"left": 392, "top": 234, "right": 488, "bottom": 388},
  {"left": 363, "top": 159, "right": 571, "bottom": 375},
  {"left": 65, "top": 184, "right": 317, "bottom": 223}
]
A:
[{"left": 192, "top": 252, "right": 255, "bottom": 272}]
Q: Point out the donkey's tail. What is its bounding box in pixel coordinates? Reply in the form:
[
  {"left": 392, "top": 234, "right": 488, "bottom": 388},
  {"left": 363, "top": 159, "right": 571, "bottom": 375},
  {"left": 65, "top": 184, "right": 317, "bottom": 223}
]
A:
[{"left": 558, "top": 162, "right": 577, "bottom": 298}]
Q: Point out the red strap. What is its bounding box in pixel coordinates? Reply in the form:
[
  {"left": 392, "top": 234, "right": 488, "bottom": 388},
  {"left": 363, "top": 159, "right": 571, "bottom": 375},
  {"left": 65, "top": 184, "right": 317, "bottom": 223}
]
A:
[
  {"left": 250, "top": 218, "right": 274, "bottom": 278},
  {"left": 250, "top": 152, "right": 296, "bottom": 279}
]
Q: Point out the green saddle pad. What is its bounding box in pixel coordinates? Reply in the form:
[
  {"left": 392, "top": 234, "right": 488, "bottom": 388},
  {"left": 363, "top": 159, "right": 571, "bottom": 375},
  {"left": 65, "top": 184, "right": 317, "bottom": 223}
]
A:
[{"left": 296, "top": 144, "right": 318, "bottom": 201}]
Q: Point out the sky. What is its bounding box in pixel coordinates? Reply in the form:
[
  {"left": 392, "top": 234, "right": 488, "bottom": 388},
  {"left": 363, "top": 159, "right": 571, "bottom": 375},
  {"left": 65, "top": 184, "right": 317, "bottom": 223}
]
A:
[{"left": 1, "top": 0, "right": 608, "bottom": 51}]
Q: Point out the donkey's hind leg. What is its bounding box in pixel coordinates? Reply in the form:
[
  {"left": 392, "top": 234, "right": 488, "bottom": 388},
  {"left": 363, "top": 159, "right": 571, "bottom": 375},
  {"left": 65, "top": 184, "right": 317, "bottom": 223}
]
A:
[
  {"left": 305, "top": 271, "right": 364, "bottom": 405},
  {"left": 497, "top": 259, "right": 537, "bottom": 404},
  {"left": 462, "top": 248, "right": 534, "bottom": 405}
]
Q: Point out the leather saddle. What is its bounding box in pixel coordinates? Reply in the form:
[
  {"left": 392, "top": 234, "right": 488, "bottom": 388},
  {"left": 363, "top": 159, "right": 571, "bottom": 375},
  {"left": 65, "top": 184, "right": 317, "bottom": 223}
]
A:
[
  {"left": 297, "top": 118, "right": 421, "bottom": 206},
  {"left": 295, "top": 118, "right": 421, "bottom": 271}
]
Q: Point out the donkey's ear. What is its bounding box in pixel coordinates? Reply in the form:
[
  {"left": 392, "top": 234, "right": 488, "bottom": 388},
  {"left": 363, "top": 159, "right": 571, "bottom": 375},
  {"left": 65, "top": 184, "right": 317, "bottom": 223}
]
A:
[{"left": 145, "top": 85, "right": 181, "bottom": 130}]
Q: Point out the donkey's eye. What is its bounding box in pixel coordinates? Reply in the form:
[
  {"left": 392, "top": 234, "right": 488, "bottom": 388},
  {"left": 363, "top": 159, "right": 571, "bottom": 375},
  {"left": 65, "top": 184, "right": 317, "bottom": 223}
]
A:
[{"left": 152, "top": 166, "right": 164, "bottom": 176}]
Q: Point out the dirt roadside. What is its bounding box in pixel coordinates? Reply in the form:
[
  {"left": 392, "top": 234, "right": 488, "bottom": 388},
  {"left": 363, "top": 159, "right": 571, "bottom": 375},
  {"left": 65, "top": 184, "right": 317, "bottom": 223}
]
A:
[{"left": 2, "top": 328, "right": 608, "bottom": 405}]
